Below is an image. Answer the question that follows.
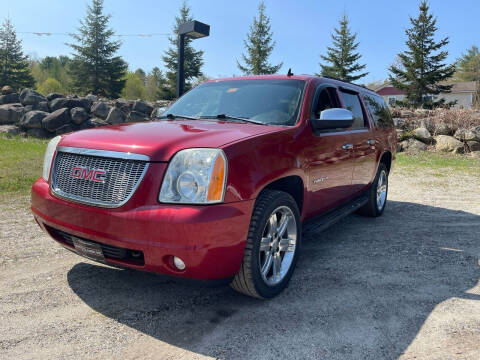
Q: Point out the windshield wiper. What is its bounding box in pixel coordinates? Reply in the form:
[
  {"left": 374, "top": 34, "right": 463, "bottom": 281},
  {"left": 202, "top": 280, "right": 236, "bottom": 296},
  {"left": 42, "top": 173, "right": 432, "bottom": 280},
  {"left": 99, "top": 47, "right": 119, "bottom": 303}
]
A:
[
  {"left": 201, "top": 114, "right": 264, "bottom": 125},
  {"left": 158, "top": 113, "right": 199, "bottom": 120}
]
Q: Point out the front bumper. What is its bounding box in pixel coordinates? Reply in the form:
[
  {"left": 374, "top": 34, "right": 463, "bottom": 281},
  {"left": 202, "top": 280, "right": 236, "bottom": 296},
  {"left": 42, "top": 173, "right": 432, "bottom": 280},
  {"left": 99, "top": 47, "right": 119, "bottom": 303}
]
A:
[{"left": 31, "top": 178, "right": 255, "bottom": 280}]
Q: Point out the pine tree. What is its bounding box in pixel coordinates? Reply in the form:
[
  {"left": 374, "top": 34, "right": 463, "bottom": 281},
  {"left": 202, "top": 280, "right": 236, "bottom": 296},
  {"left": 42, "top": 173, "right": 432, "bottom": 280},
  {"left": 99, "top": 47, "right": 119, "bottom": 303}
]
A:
[
  {"left": 455, "top": 46, "right": 480, "bottom": 82},
  {"left": 0, "top": 18, "right": 35, "bottom": 90},
  {"left": 237, "top": 1, "right": 282, "bottom": 75},
  {"left": 161, "top": 1, "right": 204, "bottom": 100},
  {"left": 318, "top": 14, "right": 368, "bottom": 82},
  {"left": 389, "top": 1, "right": 455, "bottom": 108},
  {"left": 68, "top": 0, "right": 127, "bottom": 98}
]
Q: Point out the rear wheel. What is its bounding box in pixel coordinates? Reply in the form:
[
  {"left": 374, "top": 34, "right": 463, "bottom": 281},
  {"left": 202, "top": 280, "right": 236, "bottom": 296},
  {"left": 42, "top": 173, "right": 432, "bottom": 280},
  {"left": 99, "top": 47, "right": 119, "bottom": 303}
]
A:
[
  {"left": 357, "top": 163, "right": 389, "bottom": 217},
  {"left": 231, "top": 190, "right": 301, "bottom": 299}
]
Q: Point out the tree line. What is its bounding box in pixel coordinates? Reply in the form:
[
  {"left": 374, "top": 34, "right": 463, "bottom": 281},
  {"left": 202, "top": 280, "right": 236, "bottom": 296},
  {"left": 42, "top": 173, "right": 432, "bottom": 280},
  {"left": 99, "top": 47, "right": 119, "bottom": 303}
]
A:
[{"left": 0, "top": 0, "right": 479, "bottom": 108}]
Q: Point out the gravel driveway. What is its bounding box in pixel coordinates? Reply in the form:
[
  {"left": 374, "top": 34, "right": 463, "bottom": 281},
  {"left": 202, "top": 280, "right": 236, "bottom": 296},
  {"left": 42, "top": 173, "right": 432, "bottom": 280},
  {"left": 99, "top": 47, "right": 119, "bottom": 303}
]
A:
[{"left": 1, "top": 169, "right": 480, "bottom": 360}]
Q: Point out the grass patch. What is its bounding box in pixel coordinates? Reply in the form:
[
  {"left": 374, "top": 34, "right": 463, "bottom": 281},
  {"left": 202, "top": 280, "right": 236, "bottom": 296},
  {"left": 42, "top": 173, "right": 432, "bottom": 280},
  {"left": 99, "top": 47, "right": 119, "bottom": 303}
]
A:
[
  {"left": 396, "top": 152, "right": 480, "bottom": 176},
  {"left": 0, "top": 134, "right": 47, "bottom": 196}
]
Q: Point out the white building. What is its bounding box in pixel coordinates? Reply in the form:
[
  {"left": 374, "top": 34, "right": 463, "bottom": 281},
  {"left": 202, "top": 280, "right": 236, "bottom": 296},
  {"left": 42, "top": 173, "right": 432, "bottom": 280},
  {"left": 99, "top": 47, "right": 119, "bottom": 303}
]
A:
[{"left": 376, "top": 82, "right": 477, "bottom": 108}]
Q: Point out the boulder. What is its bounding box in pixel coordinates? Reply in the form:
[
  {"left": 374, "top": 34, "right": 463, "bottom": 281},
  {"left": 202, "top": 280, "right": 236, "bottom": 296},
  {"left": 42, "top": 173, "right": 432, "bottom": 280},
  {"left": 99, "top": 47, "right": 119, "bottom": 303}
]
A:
[
  {"left": 49, "top": 97, "right": 90, "bottom": 112},
  {"left": 1, "top": 85, "right": 14, "bottom": 95},
  {"left": 85, "top": 94, "right": 98, "bottom": 103},
  {"left": 132, "top": 99, "right": 153, "bottom": 116},
  {"left": 24, "top": 101, "right": 49, "bottom": 113},
  {"left": 19, "top": 88, "right": 46, "bottom": 106},
  {"left": 114, "top": 98, "right": 133, "bottom": 113},
  {"left": 105, "top": 107, "right": 126, "bottom": 124},
  {"left": 413, "top": 127, "right": 432, "bottom": 144},
  {"left": 91, "top": 101, "right": 111, "bottom": 119},
  {"left": 0, "top": 124, "right": 19, "bottom": 135},
  {"left": 55, "top": 124, "right": 74, "bottom": 135},
  {"left": 19, "top": 110, "right": 49, "bottom": 129},
  {"left": 0, "top": 103, "right": 24, "bottom": 124},
  {"left": 435, "top": 135, "right": 464, "bottom": 153},
  {"left": 435, "top": 123, "right": 453, "bottom": 136},
  {"left": 470, "top": 151, "right": 480, "bottom": 159},
  {"left": 42, "top": 108, "right": 71, "bottom": 132},
  {"left": 0, "top": 93, "right": 20, "bottom": 104},
  {"left": 399, "top": 138, "right": 427, "bottom": 153},
  {"left": 454, "top": 128, "right": 477, "bottom": 142},
  {"left": 128, "top": 110, "right": 149, "bottom": 123},
  {"left": 466, "top": 141, "right": 480, "bottom": 152},
  {"left": 26, "top": 128, "right": 52, "bottom": 139},
  {"left": 46, "top": 92, "right": 64, "bottom": 101},
  {"left": 88, "top": 117, "right": 108, "bottom": 127},
  {"left": 71, "top": 107, "right": 89, "bottom": 125}
]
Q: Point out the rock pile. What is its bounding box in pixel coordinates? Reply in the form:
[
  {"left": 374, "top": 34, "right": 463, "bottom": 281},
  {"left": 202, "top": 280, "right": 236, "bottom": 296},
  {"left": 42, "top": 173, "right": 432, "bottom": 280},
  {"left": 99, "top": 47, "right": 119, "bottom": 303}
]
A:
[
  {"left": 398, "top": 126, "right": 480, "bottom": 155},
  {"left": 0, "top": 86, "right": 170, "bottom": 138}
]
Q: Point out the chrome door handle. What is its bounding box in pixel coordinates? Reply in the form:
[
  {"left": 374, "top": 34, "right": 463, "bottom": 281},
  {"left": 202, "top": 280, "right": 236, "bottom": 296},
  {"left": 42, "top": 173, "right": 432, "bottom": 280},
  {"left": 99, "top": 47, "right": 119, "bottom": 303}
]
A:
[
  {"left": 366, "top": 139, "right": 376, "bottom": 145},
  {"left": 342, "top": 143, "right": 354, "bottom": 150}
]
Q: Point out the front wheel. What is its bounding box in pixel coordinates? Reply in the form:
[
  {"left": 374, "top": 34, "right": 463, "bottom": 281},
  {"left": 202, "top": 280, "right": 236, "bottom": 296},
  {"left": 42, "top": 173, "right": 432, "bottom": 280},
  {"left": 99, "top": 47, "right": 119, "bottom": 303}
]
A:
[
  {"left": 357, "top": 162, "right": 389, "bottom": 217},
  {"left": 231, "top": 189, "right": 301, "bottom": 299}
]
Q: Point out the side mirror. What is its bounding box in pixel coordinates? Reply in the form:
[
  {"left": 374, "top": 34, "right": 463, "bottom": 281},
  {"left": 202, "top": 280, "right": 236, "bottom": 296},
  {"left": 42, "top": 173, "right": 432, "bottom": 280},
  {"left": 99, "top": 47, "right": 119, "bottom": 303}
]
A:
[{"left": 311, "top": 108, "right": 354, "bottom": 131}]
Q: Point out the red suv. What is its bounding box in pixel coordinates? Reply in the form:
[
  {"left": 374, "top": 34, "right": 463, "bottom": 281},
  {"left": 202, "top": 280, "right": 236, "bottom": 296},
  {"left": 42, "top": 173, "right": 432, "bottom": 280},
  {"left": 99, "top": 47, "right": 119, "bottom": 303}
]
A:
[{"left": 31, "top": 75, "right": 397, "bottom": 298}]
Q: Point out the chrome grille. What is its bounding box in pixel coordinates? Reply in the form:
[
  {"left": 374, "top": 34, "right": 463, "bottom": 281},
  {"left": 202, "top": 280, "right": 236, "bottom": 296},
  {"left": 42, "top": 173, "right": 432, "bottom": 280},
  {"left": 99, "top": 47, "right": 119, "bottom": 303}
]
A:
[{"left": 51, "top": 147, "right": 149, "bottom": 207}]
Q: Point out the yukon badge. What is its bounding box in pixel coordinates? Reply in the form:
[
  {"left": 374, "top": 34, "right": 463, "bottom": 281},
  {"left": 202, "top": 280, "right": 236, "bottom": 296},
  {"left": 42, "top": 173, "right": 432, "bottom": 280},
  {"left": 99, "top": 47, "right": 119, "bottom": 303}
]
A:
[
  {"left": 313, "top": 176, "right": 328, "bottom": 184},
  {"left": 71, "top": 166, "right": 107, "bottom": 183}
]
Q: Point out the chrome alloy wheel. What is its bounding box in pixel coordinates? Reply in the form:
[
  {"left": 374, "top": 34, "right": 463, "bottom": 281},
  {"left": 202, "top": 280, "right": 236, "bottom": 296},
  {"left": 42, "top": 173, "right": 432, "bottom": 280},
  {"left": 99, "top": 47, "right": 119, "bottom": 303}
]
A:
[
  {"left": 259, "top": 206, "right": 297, "bottom": 286},
  {"left": 376, "top": 170, "right": 388, "bottom": 211}
]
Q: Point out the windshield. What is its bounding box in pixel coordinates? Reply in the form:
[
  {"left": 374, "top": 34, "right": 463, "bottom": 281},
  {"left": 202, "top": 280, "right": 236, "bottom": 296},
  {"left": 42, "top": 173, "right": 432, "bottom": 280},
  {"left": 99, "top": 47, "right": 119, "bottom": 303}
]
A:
[{"left": 161, "top": 79, "right": 306, "bottom": 126}]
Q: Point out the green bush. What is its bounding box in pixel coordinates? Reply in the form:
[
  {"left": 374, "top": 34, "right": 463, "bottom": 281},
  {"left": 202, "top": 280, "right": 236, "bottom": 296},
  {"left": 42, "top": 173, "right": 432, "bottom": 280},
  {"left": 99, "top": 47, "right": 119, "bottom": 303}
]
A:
[{"left": 37, "top": 77, "right": 64, "bottom": 95}]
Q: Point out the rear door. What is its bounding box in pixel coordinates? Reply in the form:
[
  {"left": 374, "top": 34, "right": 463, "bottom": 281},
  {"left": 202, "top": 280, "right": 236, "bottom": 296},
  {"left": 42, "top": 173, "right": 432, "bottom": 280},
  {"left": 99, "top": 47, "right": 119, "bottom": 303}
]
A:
[
  {"left": 305, "top": 84, "right": 355, "bottom": 217},
  {"left": 338, "top": 89, "right": 377, "bottom": 195}
]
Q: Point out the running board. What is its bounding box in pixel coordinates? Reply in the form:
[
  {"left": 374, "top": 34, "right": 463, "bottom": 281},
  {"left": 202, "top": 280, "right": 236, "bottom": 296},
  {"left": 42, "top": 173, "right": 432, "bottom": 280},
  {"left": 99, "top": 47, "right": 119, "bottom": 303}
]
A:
[{"left": 303, "top": 195, "right": 368, "bottom": 234}]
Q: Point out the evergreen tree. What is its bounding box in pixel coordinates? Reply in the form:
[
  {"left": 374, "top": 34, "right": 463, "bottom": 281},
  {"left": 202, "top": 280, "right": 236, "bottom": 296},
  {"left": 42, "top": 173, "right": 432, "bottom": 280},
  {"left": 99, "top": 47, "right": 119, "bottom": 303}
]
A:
[
  {"left": 68, "top": 0, "right": 127, "bottom": 98},
  {"left": 162, "top": 1, "right": 204, "bottom": 100},
  {"left": 318, "top": 14, "right": 368, "bottom": 82},
  {"left": 0, "top": 18, "right": 35, "bottom": 90},
  {"left": 237, "top": 1, "right": 282, "bottom": 75},
  {"left": 389, "top": 1, "right": 455, "bottom": 108},
  {"left": 455, "top": 46, "right": 480, "bottom": 82}
]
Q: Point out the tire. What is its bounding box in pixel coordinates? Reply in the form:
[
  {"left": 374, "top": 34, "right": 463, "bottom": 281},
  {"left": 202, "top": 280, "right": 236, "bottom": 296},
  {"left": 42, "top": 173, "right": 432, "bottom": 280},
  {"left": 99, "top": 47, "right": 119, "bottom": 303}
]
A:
[
  {"left": 231, "top": 189, "right": 302, "bottom": 299},
  {"left": 357, "top": 162, "right": 389, "bottom": 217}
]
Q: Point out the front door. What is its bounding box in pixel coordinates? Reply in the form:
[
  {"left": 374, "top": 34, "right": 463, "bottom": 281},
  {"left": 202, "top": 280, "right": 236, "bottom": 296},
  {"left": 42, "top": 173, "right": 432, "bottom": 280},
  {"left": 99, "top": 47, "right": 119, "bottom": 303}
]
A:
[{"left": 304, "top": 85, "right": 355, "bottom": 218}]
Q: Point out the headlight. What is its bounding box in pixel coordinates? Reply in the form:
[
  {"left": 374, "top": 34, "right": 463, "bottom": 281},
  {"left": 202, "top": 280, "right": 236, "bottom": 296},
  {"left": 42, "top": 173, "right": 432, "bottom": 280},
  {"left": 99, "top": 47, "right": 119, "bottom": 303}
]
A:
[
  {"left": 159, "top": 148, "right": 227, "bottom": 204},
  {"left": 42, "top": 136, "right": 62, "bottom": 181}
]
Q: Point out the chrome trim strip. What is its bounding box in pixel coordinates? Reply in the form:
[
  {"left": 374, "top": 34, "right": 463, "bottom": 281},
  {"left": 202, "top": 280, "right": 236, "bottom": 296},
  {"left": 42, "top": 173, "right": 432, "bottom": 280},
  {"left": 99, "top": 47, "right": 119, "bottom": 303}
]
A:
[
  {"left": 56, "top": 146, "right": 150, "bottom": 162},
  {"left": 50, "top": 147, "right": 150, "bottom": 208}
]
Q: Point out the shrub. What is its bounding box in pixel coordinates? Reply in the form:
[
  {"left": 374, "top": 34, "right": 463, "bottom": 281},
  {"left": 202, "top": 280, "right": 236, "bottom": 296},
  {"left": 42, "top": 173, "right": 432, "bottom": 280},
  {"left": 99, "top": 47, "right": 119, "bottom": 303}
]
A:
[{"left": 37, "top": 77, "right": 64, "bottom": 95}]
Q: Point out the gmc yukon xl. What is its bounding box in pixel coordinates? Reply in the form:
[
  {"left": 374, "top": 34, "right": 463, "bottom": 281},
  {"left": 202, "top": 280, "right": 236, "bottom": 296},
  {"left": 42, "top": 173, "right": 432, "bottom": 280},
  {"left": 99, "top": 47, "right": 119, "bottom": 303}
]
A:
[{"left": 31, "top": 75, "right": 397, "bottom": 299}]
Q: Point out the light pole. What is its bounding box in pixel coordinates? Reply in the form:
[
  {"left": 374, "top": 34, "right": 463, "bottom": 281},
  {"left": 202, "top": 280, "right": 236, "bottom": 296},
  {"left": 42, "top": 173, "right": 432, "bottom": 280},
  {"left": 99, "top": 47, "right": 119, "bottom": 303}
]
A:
[{"left": 177, "top": 20, "right": 210, "bottom": 98}]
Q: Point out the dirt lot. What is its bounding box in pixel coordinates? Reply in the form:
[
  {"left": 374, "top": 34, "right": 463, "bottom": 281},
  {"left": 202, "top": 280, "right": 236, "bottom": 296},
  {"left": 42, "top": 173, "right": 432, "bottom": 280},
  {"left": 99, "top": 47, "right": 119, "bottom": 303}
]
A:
[{"left": 1, "top": 167, "right": 480, "bottom": 360}]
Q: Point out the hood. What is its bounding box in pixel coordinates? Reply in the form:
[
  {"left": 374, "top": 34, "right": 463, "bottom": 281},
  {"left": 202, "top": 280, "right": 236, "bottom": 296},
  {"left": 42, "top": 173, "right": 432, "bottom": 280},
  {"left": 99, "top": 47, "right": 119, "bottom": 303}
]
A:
[{"left": 59, "top": 120, "right": 285, "bottom": 161}]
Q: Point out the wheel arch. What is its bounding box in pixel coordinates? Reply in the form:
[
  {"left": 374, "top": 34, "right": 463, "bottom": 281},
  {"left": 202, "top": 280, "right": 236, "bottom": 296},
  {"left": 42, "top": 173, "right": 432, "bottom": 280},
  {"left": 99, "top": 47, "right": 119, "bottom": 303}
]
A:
[
  {"left": 259, "top": 175, "right": 305, "bottom": 216},
  {"left": 379, "top": 151, "right": 392, "bottom": 173}
]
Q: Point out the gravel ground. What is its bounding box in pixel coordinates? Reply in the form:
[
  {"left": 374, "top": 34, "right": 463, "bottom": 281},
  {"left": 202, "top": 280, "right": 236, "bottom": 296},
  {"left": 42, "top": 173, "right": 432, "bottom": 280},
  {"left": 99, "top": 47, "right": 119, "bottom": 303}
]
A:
[{"left": 1, "top": 168, "right": 480, "bottom": 360}]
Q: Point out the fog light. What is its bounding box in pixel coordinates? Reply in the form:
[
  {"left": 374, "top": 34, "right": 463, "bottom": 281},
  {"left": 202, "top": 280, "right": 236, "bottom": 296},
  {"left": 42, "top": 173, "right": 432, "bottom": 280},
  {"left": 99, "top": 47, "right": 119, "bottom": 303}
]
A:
[{"left": 173, "top": 256, "right": 186, "bottom": 270}]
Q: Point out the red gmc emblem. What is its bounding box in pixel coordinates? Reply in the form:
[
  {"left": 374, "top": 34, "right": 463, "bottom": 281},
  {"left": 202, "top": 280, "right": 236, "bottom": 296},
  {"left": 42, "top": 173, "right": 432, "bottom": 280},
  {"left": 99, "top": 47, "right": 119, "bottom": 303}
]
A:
[{"left": 71, "top": 166, "right": 107, "bottom": 183}]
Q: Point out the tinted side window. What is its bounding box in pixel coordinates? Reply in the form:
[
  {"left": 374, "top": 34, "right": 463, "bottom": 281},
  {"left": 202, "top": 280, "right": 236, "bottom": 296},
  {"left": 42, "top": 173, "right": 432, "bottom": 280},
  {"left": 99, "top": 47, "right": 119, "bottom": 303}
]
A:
[
  {"left": 313, "top": 87, "right": 339, "bottom": 119},
  {"left": 363, "top": 94, "right": 394, "bottom": 129},
  {"left": 339, "top": 91, "right": 366, "bottom": 129}
]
